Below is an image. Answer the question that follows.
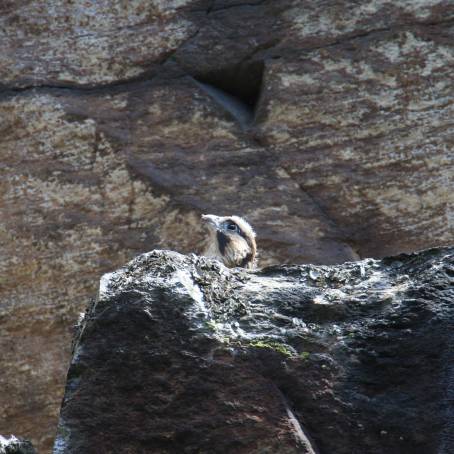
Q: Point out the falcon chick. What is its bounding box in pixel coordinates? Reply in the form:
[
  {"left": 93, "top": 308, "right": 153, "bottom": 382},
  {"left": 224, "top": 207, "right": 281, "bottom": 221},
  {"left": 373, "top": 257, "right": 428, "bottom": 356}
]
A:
[{"left": 201, "top": 214, "right": 257, "bottom": 269}]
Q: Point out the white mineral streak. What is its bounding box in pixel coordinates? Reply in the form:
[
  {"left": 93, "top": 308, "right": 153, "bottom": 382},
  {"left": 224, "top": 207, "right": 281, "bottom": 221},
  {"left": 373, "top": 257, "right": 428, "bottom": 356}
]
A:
[
  {"left": 284, "top": 404, "right": 318, "bottom": 454},
  {"left": 175, "top": 269, "right": 208, "bottom": 316}
]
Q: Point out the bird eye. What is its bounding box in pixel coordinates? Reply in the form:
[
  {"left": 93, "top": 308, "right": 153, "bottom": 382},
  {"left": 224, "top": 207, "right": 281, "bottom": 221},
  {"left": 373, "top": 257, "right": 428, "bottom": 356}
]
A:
[{"left": 226, "top": 223, "right": 238, "bottom": 232}]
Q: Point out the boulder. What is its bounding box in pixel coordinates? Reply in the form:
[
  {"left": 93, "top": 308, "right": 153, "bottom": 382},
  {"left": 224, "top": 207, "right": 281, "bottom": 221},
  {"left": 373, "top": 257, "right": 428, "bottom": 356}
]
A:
[{"left": 55, "top": 247, "right": 454, "bottom": 453}]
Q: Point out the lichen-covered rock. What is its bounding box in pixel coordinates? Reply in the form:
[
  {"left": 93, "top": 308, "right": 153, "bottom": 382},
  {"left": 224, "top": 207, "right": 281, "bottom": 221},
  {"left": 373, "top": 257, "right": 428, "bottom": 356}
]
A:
[
  {"left": 0, "top": 435, "right": 36, "bottom": 454},
  {"left": 0, "top": 1, "right": 197, "bottom": 87},
  {"left": 55, "top": 247, "right": 454, "bottom": 453}
]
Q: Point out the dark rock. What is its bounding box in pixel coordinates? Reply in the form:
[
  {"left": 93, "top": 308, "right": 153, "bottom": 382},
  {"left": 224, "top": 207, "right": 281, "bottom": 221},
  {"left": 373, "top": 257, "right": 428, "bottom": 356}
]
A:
[
  {"left": 0, "top": 435, "right": 36, "bottom": 454},
  {"left": 55, "top": 247, "right": 454, "bottom": 453}
]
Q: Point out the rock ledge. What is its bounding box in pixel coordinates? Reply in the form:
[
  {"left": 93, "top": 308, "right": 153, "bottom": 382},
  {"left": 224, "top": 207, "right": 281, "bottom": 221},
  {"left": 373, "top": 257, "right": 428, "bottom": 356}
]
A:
[{"left": 55, "top": 247, "right": 454, "bottom": 453}]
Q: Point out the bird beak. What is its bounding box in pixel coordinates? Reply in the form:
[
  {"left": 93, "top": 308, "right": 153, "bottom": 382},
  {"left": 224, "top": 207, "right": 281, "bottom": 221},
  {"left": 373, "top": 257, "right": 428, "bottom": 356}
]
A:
[{"left": 201, "top": 214, "right": 221, "bottom": 231}]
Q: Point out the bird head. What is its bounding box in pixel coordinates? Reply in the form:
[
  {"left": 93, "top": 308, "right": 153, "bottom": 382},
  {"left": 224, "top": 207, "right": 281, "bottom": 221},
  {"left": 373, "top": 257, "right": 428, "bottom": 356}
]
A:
[{"left": 201, "top": 214, "right": 256, "bottom": 269}]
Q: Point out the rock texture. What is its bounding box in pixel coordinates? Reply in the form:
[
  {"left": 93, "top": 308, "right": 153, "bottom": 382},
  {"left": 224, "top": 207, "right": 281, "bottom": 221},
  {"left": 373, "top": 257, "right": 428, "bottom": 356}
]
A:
[
  {"left": 55, "top": 247, "right": 454, "bottom": 454},
  {"left": 0, "top": 435, "right": 36, "bottom": 454},
  {"left": 1, "top": 0, "right": 454, "bottom": 451}
]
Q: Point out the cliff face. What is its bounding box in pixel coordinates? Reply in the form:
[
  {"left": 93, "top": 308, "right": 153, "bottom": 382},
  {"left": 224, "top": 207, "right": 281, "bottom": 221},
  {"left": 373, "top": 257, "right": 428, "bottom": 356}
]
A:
[
  {"left": 55, "top": 247, "right": 454, "bottom": 454},
  {"left": 1, "top": 1, "right": 454, "bottom": 451}
]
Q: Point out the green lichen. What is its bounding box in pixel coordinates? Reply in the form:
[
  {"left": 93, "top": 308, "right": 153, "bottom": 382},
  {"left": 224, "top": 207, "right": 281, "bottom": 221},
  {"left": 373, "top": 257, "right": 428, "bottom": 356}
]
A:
[
  {"left": 205, "top": 320, "right": 219, "bottom": 331},
  {"left": 249, "top": 340, "right": 293, "bottom": 357},
  {"left": 299, "top": 351, "right": 310, "bottom": 360}
]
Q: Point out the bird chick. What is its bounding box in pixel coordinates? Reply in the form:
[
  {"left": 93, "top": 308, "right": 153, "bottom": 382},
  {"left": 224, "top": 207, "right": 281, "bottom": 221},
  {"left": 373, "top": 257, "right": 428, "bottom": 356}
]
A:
[{"left": 201, "top": 214, "right": 257, "bottom": 269}]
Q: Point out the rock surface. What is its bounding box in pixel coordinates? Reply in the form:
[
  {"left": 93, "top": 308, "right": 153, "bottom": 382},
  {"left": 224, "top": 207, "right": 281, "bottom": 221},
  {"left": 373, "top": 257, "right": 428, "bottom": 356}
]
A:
[
  {"left": 55, "top": 247, "right": 454, "bottom": 453},
  {"left": 0, "top": 435, "right": 36, "bottom": 454},
  {"left": 2, "top": 1, "right": 454, "bottom": 451}
]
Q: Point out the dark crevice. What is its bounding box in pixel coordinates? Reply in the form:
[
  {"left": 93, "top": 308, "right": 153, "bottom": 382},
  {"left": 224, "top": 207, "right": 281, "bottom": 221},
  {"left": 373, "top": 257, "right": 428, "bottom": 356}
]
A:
[
  {"left": 0, "top": 68, "right": 163, "bottom": 98},
  {"left": 195, "top": 59, "right": 264, "bottom": 109},
  {"left": 192, "top": 78, "right": 254, "bottom": 126},
  {"left": 192, "top": 59, "right": 265, "bottom": 127},
  {"left": 190, "top": 0, "right": 266, "bottom": 14},
  {"left": 209, "top": 0, "right": 267, "bottom": 13}
]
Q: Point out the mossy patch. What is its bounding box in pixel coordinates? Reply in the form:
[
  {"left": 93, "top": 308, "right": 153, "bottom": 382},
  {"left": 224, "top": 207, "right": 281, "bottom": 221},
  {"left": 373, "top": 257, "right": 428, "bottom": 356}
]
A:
[
  {"left": 205, "top": 320, "right": 219, "bottom": 331},
  {"left": 249, "top": 340, "right": 294, "bottom": 357}
]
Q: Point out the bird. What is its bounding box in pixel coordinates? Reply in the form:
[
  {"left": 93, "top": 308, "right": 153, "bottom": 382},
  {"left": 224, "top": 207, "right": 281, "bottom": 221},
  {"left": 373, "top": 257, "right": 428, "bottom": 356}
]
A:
[{"left": 201, "top": 214, "right": 257, "bottom": 269}]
